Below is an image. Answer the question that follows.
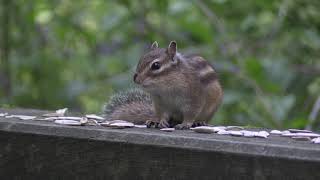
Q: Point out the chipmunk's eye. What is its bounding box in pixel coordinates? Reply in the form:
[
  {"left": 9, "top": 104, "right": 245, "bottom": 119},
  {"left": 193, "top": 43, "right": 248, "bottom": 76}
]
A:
[{"left": 151, "top": 62, "right": 161, "bottom": 71}]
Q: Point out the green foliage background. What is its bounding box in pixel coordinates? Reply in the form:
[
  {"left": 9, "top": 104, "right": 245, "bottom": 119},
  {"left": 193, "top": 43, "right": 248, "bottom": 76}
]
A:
[{"left": 0, "top": 0, "right": 319, "bottom": 129}]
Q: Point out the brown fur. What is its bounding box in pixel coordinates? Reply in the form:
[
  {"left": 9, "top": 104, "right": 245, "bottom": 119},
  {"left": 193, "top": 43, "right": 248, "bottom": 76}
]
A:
[
  {"left": 108, "top": 101, "right": 156, "bottom": 125},
  {"left": 133, "top": 41, "right": 223, "bottom": 129}
]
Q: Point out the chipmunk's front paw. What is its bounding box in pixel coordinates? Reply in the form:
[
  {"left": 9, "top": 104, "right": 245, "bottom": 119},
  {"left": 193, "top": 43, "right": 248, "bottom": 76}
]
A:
[
  {"left": 192, "top": 122, "right": 207, "bottom": 127},
  {"left": 158, "top": 119, "right": 170, "bottom": 128},
  {"left": 174, "top": 122, "right": 192, "bottom": 130},
  {"left": 146, "top": 120, "right": 159, "bottom": 128}
]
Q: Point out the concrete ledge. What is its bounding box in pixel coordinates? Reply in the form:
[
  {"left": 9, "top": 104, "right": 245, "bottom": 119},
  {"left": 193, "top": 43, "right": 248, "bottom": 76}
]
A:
[{"left": 0, "top": 108, "right": 320, "bottom": 180}]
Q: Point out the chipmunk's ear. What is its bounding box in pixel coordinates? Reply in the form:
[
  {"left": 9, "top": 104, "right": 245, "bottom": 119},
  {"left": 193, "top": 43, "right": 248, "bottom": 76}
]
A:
[
  {"left": 167, "top": 41, "right": 177, "bottom": 57},
  {"left": 150, "top": 41, "right": 159, "bottom": 50}
]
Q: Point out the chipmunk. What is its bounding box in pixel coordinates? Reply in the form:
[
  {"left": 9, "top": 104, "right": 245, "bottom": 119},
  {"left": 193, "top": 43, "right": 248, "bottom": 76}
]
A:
[{"left": 104, "top": 41, "right": 223, "bottom": 129}]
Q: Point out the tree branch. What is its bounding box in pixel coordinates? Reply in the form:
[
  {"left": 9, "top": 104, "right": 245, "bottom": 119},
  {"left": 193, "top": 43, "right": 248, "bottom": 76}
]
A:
[{"left": 306, "top": 96, "right": 320, "bottom": 130}]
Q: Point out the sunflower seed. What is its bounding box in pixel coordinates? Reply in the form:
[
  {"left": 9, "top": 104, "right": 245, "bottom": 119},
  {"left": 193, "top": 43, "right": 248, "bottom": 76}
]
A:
[
  {"left": 312, "top": 137, "right": 320, "bottom": 144},
  {"left": 80, "top": 117, "right": 88, "bottom": 125},
  {"left": 43, "top": 108, "right": 68, "bottom": 117},
  {"left": 217, "top": 130, "right": 230, "bottom": 135},
  {"left": 270, "top": 130, "right": 282, "bottom": 135},
  {"left": 5, "top": 115, "right": 36, "bottom": 120},
  {"left": 82, "top": 119, "right": 99, "bottom": 126},
  {"left": 191, "top": 126, "right": 215, "bottom": 134},
  {"left": 56, "top": 108, "right": 68, "bottom": 115},
  {"left": 226, "top": 126, "right": 244, "bottom": 130},
  {"left": 160, "top": 128, "right": 175, "bottom": 132},
  {"left": 229, "top": 130, "right": 243, "bottom": 136},
  {"left": 100, "top": 122, "right": 111, "bottom": 126},
  {"left": 255, "top": 131, "right": 269, "bottom": 138},
  {"left": 0, "top": 113, "right": 8, "bottom": 117},
  {"left": 54, "top": 120, "right": 82, "bottom": 126},
  {"left": 104, "top": 120, "right": 130, "bottom": 124},
  {"left": 213, "top": 126, "right": 227, "bottom": 130},
  {"left": 45, "top": 116, "right": 83, "bottom": 121},
  {"left": 282, "top": 132, "right": 320, "bottom": 138},
  {"left": 288, "top": 129, "right": 313, "bottom": 133},
  {"left": 281, "top": 130, "right": 290, "bottom": 134},
  {"left": 85, "top": 114, "right": 105, "bottom": 121},
  {"left": 241, "top": 130, "right": 256, "bottom": 137},
  {"left": 134, "top": 125, "right": 147, "bottom": 128},
  {"left": 196, "top": 126, "right": 225, "bottom": 132},
  {"left": 102, "top": 122, "right": 135, "bottom": 128}
]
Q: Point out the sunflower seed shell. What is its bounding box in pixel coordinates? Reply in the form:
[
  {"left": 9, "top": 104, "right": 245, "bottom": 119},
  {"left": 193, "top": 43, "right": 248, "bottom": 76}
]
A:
[
  {"left": 54, "top": 120, "right": 82, "bottom": 126},
  {"left": 85, "top": 114, "right": 105, "bottom": 120},
  {"left": 288, "top": 129, "right": 313, "bottom": 133},
  {"left": 312, "top": 137, "right": 320, "bottom": 144},
  {"left": 160, "top": 128, "right": 175, "bottom": 132},
  {"left": 0, "top": 113, "right": 8, "bottom": 117},
  {"left": 270, "top": 130, "right": 282, "bottom": 135},
  {"left": 5, "top": 115, "right": 36, "bottom": 120}
]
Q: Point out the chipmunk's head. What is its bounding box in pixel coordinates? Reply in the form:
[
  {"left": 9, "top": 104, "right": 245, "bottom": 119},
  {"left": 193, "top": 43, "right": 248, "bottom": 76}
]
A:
[{"left": 134, "top": 41, "right": 180, "bottom": 92}]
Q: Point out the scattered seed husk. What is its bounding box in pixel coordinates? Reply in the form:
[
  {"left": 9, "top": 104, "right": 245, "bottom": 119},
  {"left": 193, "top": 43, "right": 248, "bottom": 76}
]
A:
[
  {"left": 282, "top": 132, "right": 320, "bottom": 138},
  {"left": 288, "top": 129, "right": 313, "bottom": 133},
  {"left": 226, "top": 126, "right": 244, "bottom": 130},
  {"left": 0, "top": 113, "right": 8, "bottom": 117},
  {"left": 213, "top": 126, "right": 227, "bottom": 132},
  {"left": 160, "top": 128, "right": 175, "bottom": 132},
  {"left": 45, "top": 116, "right": 83, "bottom": 121},
  {"left": 42, "top": 117, "right": 57, "bottom": 121},
  {"left": 241, "top": 130, "right": 256, "bottom": 137},
  {"left": 103, "top": 120, "right": 130, "bottom": 125},
  {"left": 101, "top": 121, "right": 135, "bottom": 129},
  {"left": 312, "top": 137, "right": 320, "bottom": 144},
  {"left": 56, "top": 108, "right": 68, "bottom": 114},
  {"left": 292, "top": 136, "right": 311, "bottom": 141},
  {"left": 54, "top": 120, "right": 82, "bottom": 126},
  {"left": 110, "top": 122, "right": 135, "bottom": 128},
  {"left": 100, "top": 122, "right": 111, "bottom": 126},
  {"left": 5, "top": 115, "right": 37, "bottom": 120},
  {"left": 191, "top": 126, "right": 215, "bottom": 134},
  {"left": 255, "top": 131, "right": 269, "bottom": 138},
  {"left": 86, "top": 119, "right": 99, "bottom": 126},
  {"left": 270, "top": 130, "right": 282, "bottom": 135},
  {"left": 134, "top": 125, "right": 147, "bottom": 128},
  {"left": 100, "top": 120, "right": 130, "bottom": 127},
  {"left": 80, "top": 117, "right": 88, "bottom": 125},
  {"left": 212, "top": 126, "right": 227, "bottom": 130},
  {"left": 229, "top": 130, "right": 243, "bottom": 136},
  {"left": 197, "top": 126, "right": 225, "bottom": 132},
  {"left": 281, "top": 130, "right": 290, "bottom": 134},
  {"left": 85, "top": 114, "right": 105, "bottom": 121},
  {"left": 217, "top": 129, "right": 230, "bottom": 135},
  {"left": 43, "top": 108, "right": 68, "bottom": 117}
]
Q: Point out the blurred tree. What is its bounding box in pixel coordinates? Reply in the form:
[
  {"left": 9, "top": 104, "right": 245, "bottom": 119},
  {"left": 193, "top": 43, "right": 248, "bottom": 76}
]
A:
[
  {"left": 0, "top": 0, "right": 319, "bottom": 129},
  {"left": 0, "top": 0, "right": 12, "bottom": 100}
]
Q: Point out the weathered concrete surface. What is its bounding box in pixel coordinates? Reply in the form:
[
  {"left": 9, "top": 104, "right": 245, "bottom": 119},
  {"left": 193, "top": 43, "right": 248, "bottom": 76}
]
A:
[{"left": 0, "top": 108, "right": 320, "bottom": 180}]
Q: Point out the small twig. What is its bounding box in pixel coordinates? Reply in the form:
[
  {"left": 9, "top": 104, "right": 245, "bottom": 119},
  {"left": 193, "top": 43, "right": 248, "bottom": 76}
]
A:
[
  {"left": 293, "top": 64, "right": 320, "bottom": 76},
  {"left": 193, "top": 0, "right": 226, "bottom": 36},
  {"left": 264, "top": 0, "right": 290, "bottom": 41},
  {"left": 193, "top": 0, "right": 237, "bottom": 59},
  {"left": 237, "top": 72, "right": 281, "bottom": 128},
  {"left": 306, "top": 96, "right": 320, "bottom": 130}
]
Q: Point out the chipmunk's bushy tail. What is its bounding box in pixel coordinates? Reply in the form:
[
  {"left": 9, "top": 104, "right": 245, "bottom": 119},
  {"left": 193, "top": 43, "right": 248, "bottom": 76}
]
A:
[{"left": 103, "top": 88, "right": 156, "bottom": 124}]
